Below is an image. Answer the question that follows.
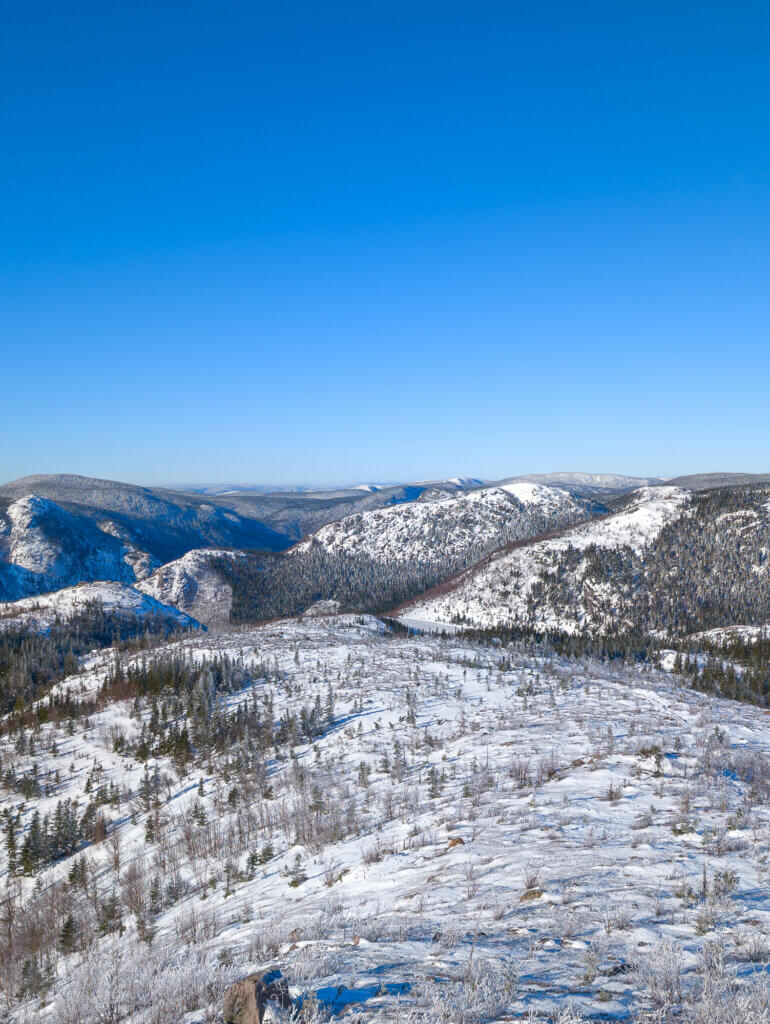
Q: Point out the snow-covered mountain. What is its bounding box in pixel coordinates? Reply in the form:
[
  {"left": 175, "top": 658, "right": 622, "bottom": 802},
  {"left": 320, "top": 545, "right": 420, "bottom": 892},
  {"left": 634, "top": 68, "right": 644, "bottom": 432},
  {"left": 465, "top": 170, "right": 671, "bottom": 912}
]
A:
[
  {"left": 295, "top": 481, "right": 592, "bottom": 569},
  {"left": 496, "top": 471, "right": 661, "bottom": 499},
  {"left": 132, "top": 482, "right": 597, "bottom": 626},
  {"left": 403, "top": 482, "right": 770, "bottom": 638},
  {"left": 402, "top": 486, "right": 692, "bottom": 633},
  {"left": 0, "top": 476, "right": 292, "bottom": 603},
  {"left": 0, "top": 580, "right": 201, "bottom": 634},
  {"left": 0, "top": 496, "right": 138, "bottom": 601}
]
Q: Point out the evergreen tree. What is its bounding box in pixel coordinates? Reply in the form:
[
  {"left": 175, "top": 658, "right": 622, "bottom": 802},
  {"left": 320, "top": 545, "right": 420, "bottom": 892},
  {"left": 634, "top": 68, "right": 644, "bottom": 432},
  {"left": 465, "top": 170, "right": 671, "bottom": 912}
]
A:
[{"left": 58, "top": 914, "right": 78, "bottom": 954}]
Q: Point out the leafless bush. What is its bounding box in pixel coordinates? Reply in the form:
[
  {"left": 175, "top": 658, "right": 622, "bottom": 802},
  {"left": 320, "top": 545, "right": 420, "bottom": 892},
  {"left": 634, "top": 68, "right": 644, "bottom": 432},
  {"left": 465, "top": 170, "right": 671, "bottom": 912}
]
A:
[
  {"left": 51, "top": 939, "right": 237, "bottom": 1024},
  {"left": 417, "top": 958, "right": 518, "bottom": 1023},
  {"left": 247, "top": 917, "right": 297, "bottom": 961},
  {"left": 436, "top": 919, "right": 463, "bottom": 950},
  {"left": 522, "top": 861, "right": 542, "bottom": 890},
  {"left": 734, "top": 928, "right": 770, "bottom": 963},
  {"left": 511, "top": 756, "right": 531, "bottom": 788},
  {"left": 464, "top": 861, "right": 480, "bottom": 899},
  {"left": 603, "top": 901, "right": 633, "bottom": 933},
  {"left": 345, "top": 913, "right": 436, "bottom": 944},
  {"left": 713, "top": 748, "right": 770, "bottom": 803},
  {"left": 362, "top": 836, "right": 392, "bottom": 865},
  {"left": 285, "top": 943, "right": 345, "bottom": 986},
  {"left": 688, "top": 972, "right": 770, "bottom": 1024},
  {"left": 174, "top": 902, "right": 221, "bottom": 944},
  {"left": 635, "top": 937, "right": 685, "bottom": 1007}
]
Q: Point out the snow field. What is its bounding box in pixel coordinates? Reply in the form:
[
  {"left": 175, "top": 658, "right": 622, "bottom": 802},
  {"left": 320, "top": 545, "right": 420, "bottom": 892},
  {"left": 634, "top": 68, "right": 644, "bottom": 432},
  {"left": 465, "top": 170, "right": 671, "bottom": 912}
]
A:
[{"left": 4, "top": 614, "right": 770, "bottom": 1022}]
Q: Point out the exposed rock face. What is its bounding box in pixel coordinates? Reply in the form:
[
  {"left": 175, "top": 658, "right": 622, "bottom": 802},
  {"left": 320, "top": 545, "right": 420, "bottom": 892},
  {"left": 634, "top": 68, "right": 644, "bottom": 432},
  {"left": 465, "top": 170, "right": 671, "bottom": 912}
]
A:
[
  {"left": 136, "top": 548, "right": 242, "bottom": 626},
  {"left": 222, "top": 969, "right": 292, "bottom": 1024}
]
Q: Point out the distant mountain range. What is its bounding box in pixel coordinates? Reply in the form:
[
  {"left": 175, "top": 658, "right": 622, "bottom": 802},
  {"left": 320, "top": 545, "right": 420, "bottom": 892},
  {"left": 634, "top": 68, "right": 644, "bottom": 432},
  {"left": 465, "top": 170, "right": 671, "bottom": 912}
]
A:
[
  {"left": 139, "top": 479, "right": 599, "bottom": 624},
  {"left": 1, "top": 471, "right": 768, "bottom": 640},
  {"left": 0, "top": 475, "right": 289, "bottom": 602}
]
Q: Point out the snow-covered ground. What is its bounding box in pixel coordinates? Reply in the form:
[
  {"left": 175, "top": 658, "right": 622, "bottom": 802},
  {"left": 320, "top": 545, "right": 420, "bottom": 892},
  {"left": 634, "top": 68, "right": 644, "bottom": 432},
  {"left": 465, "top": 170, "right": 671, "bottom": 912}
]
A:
[
  {"left": 403, "top": 487, "right": 690, "bottom": 633},
  {"left": 689, "top": 624, "right": 770, "bottom": 647},
  {"left": 6, "top": 614, "right": 770, "bottom": 1022}
]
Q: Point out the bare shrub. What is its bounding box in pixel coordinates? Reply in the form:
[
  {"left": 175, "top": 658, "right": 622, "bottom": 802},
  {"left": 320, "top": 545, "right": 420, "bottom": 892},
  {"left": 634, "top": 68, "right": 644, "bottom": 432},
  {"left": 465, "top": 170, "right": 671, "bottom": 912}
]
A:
[
  {"left": 735, "top": 928, "right": 770, "bottom": 962},
  {"left": 688, "top": 974, "right": 770, "bottom": 1024},
  {"left": 464, "top": 861, "right": 481, "bottom": 899},
  {"left": 51, "top": 939, "right": 237, "bottom": 1024},
  {"left": 285, "top": 944, "right": 346, "bottom": 986},
  {"left": 522, "top": 861, "right": 542, "bottom": 890},
  {"left": 174, "top": 903, "right": 221, "bottom": 944},
  {"left": 418, "top": 958, "right": 518, "bottom": 1023},
  {"left": 635, "top": 937, "right": 685, "bottom": 1007}
]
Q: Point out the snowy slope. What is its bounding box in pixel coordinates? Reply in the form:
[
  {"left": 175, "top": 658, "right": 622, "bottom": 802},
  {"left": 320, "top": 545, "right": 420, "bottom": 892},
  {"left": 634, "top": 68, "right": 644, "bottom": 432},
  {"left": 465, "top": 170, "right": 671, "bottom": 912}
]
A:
[
  {"left": 6, "top": 615, "right": 770, "bottom": 1022},
  {"left": 688, "top": 624, "right": 770, "bottom": 646},
  {"left": 496, "top": 471, "right": 660, "bottom": 499},
  {"left": 136, "top": 549, "right": 248, "bottom": 626},
  {"left": 0, "top": 580, "right": 201, "bottom": 632},
  {"left": 403, "top": 486, "right": 691, "bottom": 633},
  {"left": 0, "top": 496, "right": 137, "bottom": 600},
  {"left": 128, "top": 485, "right": 591, "bottom": 627},
  {"left": 0, "top": 476, "right": 292, "bottom": 603},
  {"left": 295, "top": 482, "right": 589, "bottom": 568}
]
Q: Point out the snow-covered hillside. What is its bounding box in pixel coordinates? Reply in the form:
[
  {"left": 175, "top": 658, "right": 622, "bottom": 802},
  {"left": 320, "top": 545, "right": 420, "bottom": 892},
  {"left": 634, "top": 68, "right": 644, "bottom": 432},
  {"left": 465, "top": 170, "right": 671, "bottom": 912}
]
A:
[
  {"left": 136, "top": 549, "right": 247, "bottom": 626},
  {"left": 296, "top": 483, "right": 589, "bottom": 569},
  {"left": 403, "top": 487, "right": 690, "bottom": 633},
  {"left": 688, "top": 624, "right": 770, "bottom": 647},
  {"left": 496, "top": 472, "right": 661, "bottom": 499},
  {"left": 0, "top": 477, "right": 292, "bottom": 604},
  {"left": 134, "top": 484, "right": 595, "bottom": 627},
  {"left": 5, "top": 615, "right": 770, "bottom": 1022},
  {"left": 0, "top": 581, "right": 201, "bottom": 633},
  {"left": 0, "top": 496, "right": 138, "bottom": 601}
]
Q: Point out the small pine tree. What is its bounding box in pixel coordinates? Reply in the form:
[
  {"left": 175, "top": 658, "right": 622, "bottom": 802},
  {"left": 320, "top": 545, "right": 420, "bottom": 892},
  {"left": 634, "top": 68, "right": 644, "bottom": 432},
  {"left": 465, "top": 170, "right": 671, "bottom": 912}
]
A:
[
  {"left": 149, "top": 876, "right": 163, "bottom": 915},
  {"left": 6, "top": 816, "right": 17, "bottom": 876},
  {"left": 325, "top": 684, "right": 335, "bottom": 724},
  {"left": 58, "top": 914, "right": 78, "bottom": 954},
  {"left": 288, "top": 853, "right": 307, "bottom": 888}
]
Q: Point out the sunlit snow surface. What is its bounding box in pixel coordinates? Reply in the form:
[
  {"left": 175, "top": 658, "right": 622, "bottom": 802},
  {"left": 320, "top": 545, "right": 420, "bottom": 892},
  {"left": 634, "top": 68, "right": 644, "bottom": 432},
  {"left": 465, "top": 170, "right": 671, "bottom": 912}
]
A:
[
  {"left": 294, "top": 483, "right": 585, "bottom": 567},
  {"left": 9, "top": 613, "right": 770, "bottom": 1021}
]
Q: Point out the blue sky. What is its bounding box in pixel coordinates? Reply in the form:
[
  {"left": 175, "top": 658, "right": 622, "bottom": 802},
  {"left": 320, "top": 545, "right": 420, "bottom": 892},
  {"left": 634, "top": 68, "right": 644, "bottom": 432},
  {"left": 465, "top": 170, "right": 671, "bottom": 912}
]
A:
[{"left": 2, "top": 1, "right": 769, "bottom": 485}]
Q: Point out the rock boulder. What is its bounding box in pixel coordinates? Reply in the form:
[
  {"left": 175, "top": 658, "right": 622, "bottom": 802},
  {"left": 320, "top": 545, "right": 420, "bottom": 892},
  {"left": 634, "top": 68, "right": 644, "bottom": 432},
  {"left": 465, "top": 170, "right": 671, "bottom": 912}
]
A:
[{"left": 222, "top": 969, "right": 292, "bottom": 1024}]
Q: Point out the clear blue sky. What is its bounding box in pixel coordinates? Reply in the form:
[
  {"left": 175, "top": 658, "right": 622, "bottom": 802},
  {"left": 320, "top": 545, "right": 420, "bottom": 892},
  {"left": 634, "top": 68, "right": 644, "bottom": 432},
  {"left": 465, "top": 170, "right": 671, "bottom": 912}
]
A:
[{"left": 3, "top": 1, "right": 769, "bottom": 486}]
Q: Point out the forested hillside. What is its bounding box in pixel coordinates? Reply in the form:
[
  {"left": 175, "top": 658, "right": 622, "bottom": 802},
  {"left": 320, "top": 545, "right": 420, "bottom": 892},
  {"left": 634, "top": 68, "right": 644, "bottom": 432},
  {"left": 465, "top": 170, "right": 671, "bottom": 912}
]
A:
[
  {"left": 405, "top": 484, "right": 770, "bottom": 641},
  {"left": 136, "top": 483, "right": 598, "bottom": 624}
]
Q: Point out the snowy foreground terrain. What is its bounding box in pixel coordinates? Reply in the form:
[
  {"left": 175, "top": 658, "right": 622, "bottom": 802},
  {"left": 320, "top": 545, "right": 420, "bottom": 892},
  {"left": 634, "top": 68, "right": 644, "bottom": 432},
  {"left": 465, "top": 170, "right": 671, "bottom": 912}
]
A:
[{"left": 5, "top": 615, "right": 770, "bottom": 1022}]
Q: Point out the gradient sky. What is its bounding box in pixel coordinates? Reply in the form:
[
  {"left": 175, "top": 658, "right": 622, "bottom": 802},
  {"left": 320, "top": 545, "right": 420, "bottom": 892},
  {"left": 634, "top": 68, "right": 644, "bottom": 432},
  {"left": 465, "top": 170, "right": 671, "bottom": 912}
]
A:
[{"left": 2, "top": 1, "right": 769, "bottom": 486}]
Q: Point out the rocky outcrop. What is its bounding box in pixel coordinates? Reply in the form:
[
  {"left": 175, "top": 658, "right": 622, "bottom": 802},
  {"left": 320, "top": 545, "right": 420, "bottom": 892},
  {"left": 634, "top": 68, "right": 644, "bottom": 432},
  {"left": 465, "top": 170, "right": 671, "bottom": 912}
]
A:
[{"left": 222, "top": 969, "right": 293, "bottom": 1024}]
